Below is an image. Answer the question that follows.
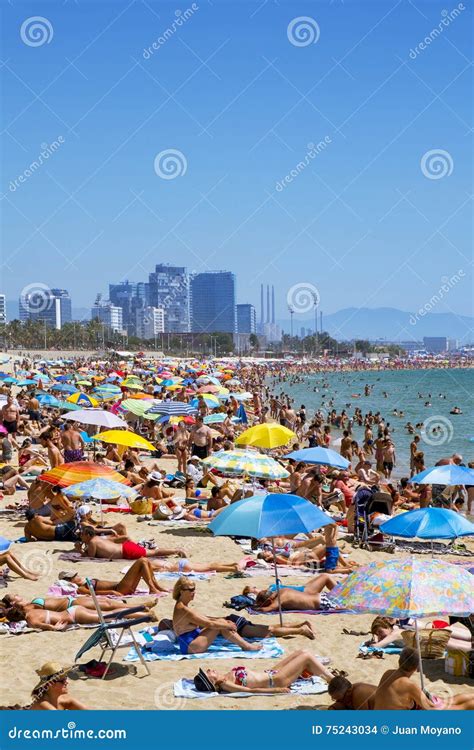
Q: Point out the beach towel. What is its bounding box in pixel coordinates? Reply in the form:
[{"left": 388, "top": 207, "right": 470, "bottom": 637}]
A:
[
  {"left": 174, "top": 675, "right": 328, "bottom": 699},
  {"left": 120, "top": 565, "right": 213, "bottom": 581},
  {"left": 124, "top": 635, "right": 284, "bottom": 662},
  {"left": 47, "top": 581, "right": 158, "bottom": 599},
  {"left": 358, "top": 641, "right": 402, "bottom": 655},
  {"left": 58, "top": 552, "right": 111, "bottom": 563},
  {"left": 394, "top": 539, "right": 472, "bottom": 557},
  {"left": 247, "top": 606, "right": 349, "bottom": 616}
]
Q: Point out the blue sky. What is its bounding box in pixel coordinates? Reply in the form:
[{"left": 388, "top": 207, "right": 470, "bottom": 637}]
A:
[{"left": 1, "top": 0, "right": 472, "bottom": 321}]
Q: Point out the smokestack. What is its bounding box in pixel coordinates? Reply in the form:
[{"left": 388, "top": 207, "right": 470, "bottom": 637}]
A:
[
  {"left": 266, "top": 285, "right": 270, "bottom": 324},
  {"left": 271, "top": 285, "right": 275, "bottom": 324},
  {"left": 260, "top": 284, "right": 264, "bottom": 324},
  {"left": 320, "top": 311, "right": 323, "bottom": 333}
]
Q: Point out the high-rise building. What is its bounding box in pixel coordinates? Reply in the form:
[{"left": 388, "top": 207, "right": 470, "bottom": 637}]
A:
[
  {"left": 191, "top": 272, "right": 236, "bottom": 333},
  {"left": 0, "top": 294, "right": 6, "bottom": 324},
  {"left": 136, "top": 307, "right": 165, "bottom": 339},
  {"left": 423, "top": 336, "right": 448, "bottom": 353},
  {"left": 19, "top": 287, "right": 72, "bottom": 329},
  {"left": 147, "top": 264, "right": 189, "bottom": 333},
  {"left": 109, "top": 281, "right": 147, "bottom": 335},
  {"left": 91, "top": 301, "right": 123, "bottom": 332},
  {"left": 236, "top": 304, "right": 256, "bottom": 334}
]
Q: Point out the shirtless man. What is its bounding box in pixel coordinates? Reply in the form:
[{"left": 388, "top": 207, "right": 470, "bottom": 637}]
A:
[
  {"left": 328, "top": 675, "right": 377, "bottom": 710},
  {"left": 39, "top": 431, "right": 63, "bottom": 468},
  {"left": 25, "top": 509, "right": 78, "bottom": 542},
  {"left": 252, "top": 573, "right": 337, "bottom": 613},
  {"left": 61, "top": 424, "right": 84, "bottom": 463},
  {"left": 1, "top": 395, "right": 20, "bottom": 447},
  {"left": 340, "top": 431, "right": 352, "bottom": 461},
  {"left": 27, "top": 394, "right": 41, "bottom": 430},
  {"left": 188, "top": 416, "right": 213, "bottom": 459},
  {"left": 374, "top": 648, "right": 474, "bottom": 710},
  {"left": 382, "top": 438, "right": 396, "bottom": 479},
  {"left": 78, "top": 527, "right": 185, "bottom": 560}
]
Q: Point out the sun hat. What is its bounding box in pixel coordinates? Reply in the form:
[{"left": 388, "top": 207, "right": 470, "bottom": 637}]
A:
[
  {"left": 149, "top": 471, "right": 164, "bottom": 482},
  {"left": 194, "top": 668, "right": 216, "bottom": 693},
  {"left": 77, "top": 505, "right": 92, "bottom": 518},
  {"left": 32, "top": 662, "right": 75, "bottom": 697},
  {"left": 58, "top": 570, "right": 78, "bottom": 580}
]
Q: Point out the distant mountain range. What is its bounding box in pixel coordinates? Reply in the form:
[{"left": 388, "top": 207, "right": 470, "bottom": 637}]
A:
[
  {"left": 5, "top": 300, "right": 473, "bottom": 342},
  {"left": 277, "top": 307, "right": 474, "bottom": 342}
]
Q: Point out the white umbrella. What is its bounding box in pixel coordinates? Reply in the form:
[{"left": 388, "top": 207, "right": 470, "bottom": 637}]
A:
[{"left": 62, "top": 408, "right": 127, "bottom": 429}]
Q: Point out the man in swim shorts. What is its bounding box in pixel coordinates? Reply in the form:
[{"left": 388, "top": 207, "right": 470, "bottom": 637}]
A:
[{"left": 79, "top": 527, "right": 185, "bottom": 560}]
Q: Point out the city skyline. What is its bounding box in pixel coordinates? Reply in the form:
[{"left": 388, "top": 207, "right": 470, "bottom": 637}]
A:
[{"left": 2, "top": 1, "right": 472, "bottom": 327}]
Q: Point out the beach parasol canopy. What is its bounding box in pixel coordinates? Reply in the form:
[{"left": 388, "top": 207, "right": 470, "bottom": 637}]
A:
[
  {"left": 62, "top": 478, "right": 138, "bottom": 501},
  {"left": 380, "top": 507, "right": 474, "bottom": 540},
  {"left": 409, "top": 465, "right": 474, "bottom": 486},
  {"left": 92, "top": 429, "right": 156, "bottom": 451},
  {"left": 202, "top": 449, "right": 289, "bottom": 479},
  {"left": 190, "top": 395, "right": 220, "bottom": 408},
  {"left": 236, "top": 423, "right": 296, "bottom": 449},
  {"left": 36, "top": 394, "right": 61, "bottom": 407},
  {"left": 51, "top": 383, "right": 79, "bottom": 395},
  {"left": 284, "top": 446, "right": 350, "bottom": 469},
  {"left": 146, "top": 402, "right": 197, "bottom": 416},
  {"left": 62, "top": 409, "right": 127, "bottom": 429},
  {"left": 39, "top": 461, "right": 129, "bottom": 488},
  {"left": 210, "top": 493, "right": 333, "bottom": 624},
  {"left": 66, "top": 392, "right": 99, "bottom": 407}
]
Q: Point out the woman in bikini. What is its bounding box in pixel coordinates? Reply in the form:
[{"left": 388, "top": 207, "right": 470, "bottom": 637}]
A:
[
  {"left": 369, "top": 615, "right": 473, "bottom": 652},
  {"left": 2, "top": 591, "right": 157, "bottom": 615},
  {"left": 193, "top": 649, "right": 337, "bottom": 694},
  {"left": 0, "top": 549, "right": 41, "bottom": 581},
  {"left": 2, "top": 599, "right": 153, "bottom": 631},
  {"left": 61, "top": 558, "right": 170, "bottom": 595},
  {"left": 173, "top": 422, "right": 189, "bottom": 474},
  {"left": 172, "top": 577, "right": 261, "bottom": 655}
]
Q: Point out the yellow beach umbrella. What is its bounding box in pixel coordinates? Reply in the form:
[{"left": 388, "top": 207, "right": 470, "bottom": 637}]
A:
[
  {"left": 91, "top": 429, "right": 156, "bottom": 451},
  {"left": 67, "top": 392, "right": 99, "bottom": 407},
  {"left": 235, "top": 423, "right": 296, "bottom": 449}
]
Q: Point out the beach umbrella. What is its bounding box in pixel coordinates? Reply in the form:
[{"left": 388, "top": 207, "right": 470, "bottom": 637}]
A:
[
  {"left": 409, "top": 465, "right": 474, "bottom": 486},
  {"left": 92, "top": 429, "right": 156, "bottom": 452},
  {"left": 146, "top": 402, "right": 197, "bottom": 416},
  {"left": 51, "top": 383, "right": 79, "bottom": 394},
  {"left": 76, "top": 380, "right": 93, "bottom": 387},
  {"left": 14, "top": 379, "right": 36, "bottom": 387},
  {"left": 121, "top": 399, "right": 154, "bottom": 418},
  {"left": 39, "top": 461, "right": 129, "bottom": 488},
  {"left": 204, "top": 413, "right": 232, "bottom": 425},
  {"left": 210, "top": 493, "right": 334, "bottom": 624},
  {"left": 236, "top": 423, "right": 296, "bottom": 449},
  {"left": 63, "top": 477, "right": 138, "bottom": 500},
  {"left": 202, "top": 449, "right": 289, "bottom": 480},
  {"left": 380, "top": 507, "right": 474, "bottom": 540},
  {"left": 56, "top": 401, "right": 83, "bottom": 412},
  {"left": 2, "top": 377, "right": 17, "bottom": 384},
  {"left": 190, "top": 395, "right": 220, "bottom": 408},
  {"left": 331, "top": 558, "right": 474, "bottom": 690},
  {"left": 66, "top": 392, "right": 99, "bottom": 408},
  {"left": 62, "top": 408, "right": 127, "bottom": 429},
  {"left": 36, "top": 394, "right": 61, "bottom": 407},
  {"left": 54, "top": 374, "right": 74, "bottom": 382},
  {"left": 284, "top": 446, "right": 350, "bottom": 470}
]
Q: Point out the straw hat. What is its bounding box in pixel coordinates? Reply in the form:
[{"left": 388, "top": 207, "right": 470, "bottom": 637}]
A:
[{"left": 32, "top": 662, "right": 75, "bottom": 697}]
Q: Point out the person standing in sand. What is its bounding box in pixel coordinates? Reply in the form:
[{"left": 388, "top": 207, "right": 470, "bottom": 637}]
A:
[
  {"left": 61, "top": 423, "right": 84, "bottom": 463},
  {"left": 188, "top": 416, "right": 213, "bottom": 459}
]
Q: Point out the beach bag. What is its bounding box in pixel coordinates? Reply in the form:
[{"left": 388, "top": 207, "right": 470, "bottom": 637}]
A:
[
  {"left": 402, "top": 628, "right": 451, "bottom": 659},
  {"left": 130, "top": 498, "right": 153, "bottom": 515},
  {"left": 152, "top": 503, "right": 173, "bottom": 520},
  {"left": 444, "top": 649, "right": 470, "bottom": 676}
]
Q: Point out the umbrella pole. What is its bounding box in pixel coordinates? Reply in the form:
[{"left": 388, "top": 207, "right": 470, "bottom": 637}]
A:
[
  {"left": 271, "top": 539, "right": 283, "bottom": 626},
  {"left": 415, "top": 619, "right": 425, "bottom": 692}
]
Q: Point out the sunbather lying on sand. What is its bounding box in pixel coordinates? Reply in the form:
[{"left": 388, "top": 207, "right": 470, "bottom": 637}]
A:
[
  {"left": 374, "top": 648, "right": 474, "bottom": 710},
  {"left": 257, "top": 547, "right": 357, "bottom": 574},
  {"left": 159, "top": 611, "right": 315, "bottom": 641},
  {"left": 2, "top": 599, "right": 154, "bottom": 631},
  {"left": 368, "top": 615, "right": 474, "bottom": 652},
  {"left": 172, "top": 577, "right": 262, "bottom": 655},
  {"left": 249, "top": 573, "right": 338, "bottom": 613},
  {"left": 2, "top": 592, "right": 157, "bottom": 615},
  {"left": 193, "top": 649, "right": 339, "bottom": 693},
  {"left": 0, "top": 550, "right": 40, "bottom": 581},
  {"left": 77, "top": 527, "right": 185, "bottom": 560},
  {"left": 60, "top": 558, "right": 169, "bottom": 595}
]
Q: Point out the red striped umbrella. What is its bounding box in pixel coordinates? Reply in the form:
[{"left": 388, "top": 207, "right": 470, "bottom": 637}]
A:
[{"left": 39, "top": 461, "right": 129, "bottom": 488}]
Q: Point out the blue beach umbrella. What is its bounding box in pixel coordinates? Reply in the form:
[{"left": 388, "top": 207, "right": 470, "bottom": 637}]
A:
[
  {"left": 51, "top": 383, "right": 79, "bottom": 394},
  {"left": 210, "top": 493, "right": 334, "bottom": 623},
  {"left": 284, "top": 446, "right": 350, "bottom": 470},
  {"left": 36, "top": 394, "right": 61, "bottom": 407},
  {"left": 409, "top": 465, "right": 474, "bottom": 486},
  {"left": 380, "top": 507, "right": 474, "bottom": 540}
]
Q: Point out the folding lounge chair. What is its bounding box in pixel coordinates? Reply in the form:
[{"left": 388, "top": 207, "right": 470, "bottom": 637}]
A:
[{"left": 74, "top": 578, "right": 152, "bottom": 677}]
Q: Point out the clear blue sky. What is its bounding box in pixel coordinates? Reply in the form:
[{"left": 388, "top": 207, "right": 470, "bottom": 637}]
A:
[{"left": 1, "top": 0, "right": 472, "bottom": 320}]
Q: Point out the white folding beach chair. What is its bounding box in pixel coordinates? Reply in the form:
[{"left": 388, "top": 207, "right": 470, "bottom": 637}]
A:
[{"left": 74, "top": 578, "right": 151, "bottom": 678}]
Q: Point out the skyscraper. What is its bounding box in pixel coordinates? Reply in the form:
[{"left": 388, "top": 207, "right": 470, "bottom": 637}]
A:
[
  {"left": 191, "top": 272, "right": 236, "bottom": 333},
  {"left": 91, "top": 301, "right": 123, "bottom": 332},
  {"left": 0, "top": 294, "right": 6, "bottom": 324},
  {"left": 236, "top": 304, "right": 256, "bottom": 334},
  {"left": 19, "top": 287, "right": 72, "bottom": 329},
  {"left": 136, "top": 307, "right": 165, "bottom": 339},
  {"left": 147, "top": 264, "right": 189, "bottom": 332},
  {"left": 109, "top": 281, "right": 147, "bottom": 335}
]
